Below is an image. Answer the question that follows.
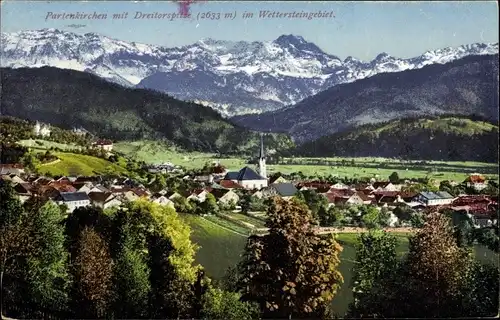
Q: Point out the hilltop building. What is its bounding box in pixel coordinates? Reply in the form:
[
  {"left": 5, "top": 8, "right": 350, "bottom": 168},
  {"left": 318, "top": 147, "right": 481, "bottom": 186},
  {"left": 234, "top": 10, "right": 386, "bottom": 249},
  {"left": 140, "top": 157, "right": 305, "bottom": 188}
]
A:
[{"left": 33, "top": 121, "right": 51, "bottom": 137}]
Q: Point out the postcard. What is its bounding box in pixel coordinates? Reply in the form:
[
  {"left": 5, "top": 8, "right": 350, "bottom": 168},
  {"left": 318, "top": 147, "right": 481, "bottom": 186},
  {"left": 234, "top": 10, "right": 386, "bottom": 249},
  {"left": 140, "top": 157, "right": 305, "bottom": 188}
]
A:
[{"left": 0, "top": 1, "right": 498, "bottom": 319}]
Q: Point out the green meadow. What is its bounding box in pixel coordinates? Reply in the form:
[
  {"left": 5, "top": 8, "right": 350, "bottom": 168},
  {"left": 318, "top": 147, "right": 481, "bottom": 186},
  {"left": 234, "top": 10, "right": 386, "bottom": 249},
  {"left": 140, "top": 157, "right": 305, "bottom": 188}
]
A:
[
  {"left": 36, "top": 152, "right": 129, "bottom": 177},
  {"left": 115, "top": 140, "right": 498, "bottom": 182}
]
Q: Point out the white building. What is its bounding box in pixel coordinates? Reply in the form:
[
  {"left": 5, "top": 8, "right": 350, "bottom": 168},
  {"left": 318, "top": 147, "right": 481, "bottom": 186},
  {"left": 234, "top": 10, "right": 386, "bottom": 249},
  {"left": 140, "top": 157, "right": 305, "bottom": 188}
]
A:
[
  {"left": 464, "top": 174, "right": 488, "bottom": 191},
  {"left": 56, "top": 192, "right": 91, "bottom": 213},
  {"left": 223, "top": 167, "right": 268, "bottom": 190},
  {"left": 33, "top": 121, "right": 51, "bottom": 137},
  {"left": 415, "top": 191, "right": 455, "bottom": 206}
]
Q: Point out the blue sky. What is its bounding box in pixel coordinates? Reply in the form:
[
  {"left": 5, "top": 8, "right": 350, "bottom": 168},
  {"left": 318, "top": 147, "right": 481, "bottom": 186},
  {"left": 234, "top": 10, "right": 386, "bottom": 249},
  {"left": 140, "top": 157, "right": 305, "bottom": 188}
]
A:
[{"left": 1, "top": 1, "right": 498, "bottom": 60}]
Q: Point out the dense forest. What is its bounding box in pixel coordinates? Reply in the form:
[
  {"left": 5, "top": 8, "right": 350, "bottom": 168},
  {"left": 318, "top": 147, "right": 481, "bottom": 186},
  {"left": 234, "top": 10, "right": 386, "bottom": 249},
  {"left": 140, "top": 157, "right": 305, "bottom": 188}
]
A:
[
  {"left": 290, "top": 116, "right": 499, "bottom": 162},
  {"left": 0, "top": 67, "right": 293, "bottom": 155}
]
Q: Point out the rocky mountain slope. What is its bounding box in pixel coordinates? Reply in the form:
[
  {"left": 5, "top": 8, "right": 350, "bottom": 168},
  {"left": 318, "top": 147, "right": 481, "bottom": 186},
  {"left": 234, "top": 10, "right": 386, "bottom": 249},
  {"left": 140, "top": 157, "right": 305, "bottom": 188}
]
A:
[
  {"left": 1, "top": 28, "right": 498, "bottom": 116},
  {"left": 290, "top": 116, "right": 499, "bottom": 162},
  {"left": 0, "top": 67, "right": 293, "bottom": 154},
  {"left": 231, "top": 54, "right": 499, "bottom": 143}
]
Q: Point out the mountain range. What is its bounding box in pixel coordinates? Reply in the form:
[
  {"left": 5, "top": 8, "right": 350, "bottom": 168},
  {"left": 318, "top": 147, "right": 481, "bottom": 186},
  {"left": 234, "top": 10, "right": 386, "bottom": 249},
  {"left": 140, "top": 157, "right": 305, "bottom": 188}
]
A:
[
  {"left": 232, "top": 54, "right": 499, "bottom": 143},
  {"left": 1, "top": 28, "right": 498, "bottom": 117}
]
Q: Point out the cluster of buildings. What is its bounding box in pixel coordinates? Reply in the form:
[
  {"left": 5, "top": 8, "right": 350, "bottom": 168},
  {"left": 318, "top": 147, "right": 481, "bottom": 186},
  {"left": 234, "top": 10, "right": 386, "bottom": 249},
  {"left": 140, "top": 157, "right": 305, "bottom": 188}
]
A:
[{"left": 0, "top": 136, "right": 497, "bottom": 227}]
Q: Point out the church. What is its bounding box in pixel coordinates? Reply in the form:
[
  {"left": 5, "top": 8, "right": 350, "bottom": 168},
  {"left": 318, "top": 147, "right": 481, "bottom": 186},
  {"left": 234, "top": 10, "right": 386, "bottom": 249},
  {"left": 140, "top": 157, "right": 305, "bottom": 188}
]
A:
[{"left": 222, "top": 134, "right": 268, "bottom": 190}]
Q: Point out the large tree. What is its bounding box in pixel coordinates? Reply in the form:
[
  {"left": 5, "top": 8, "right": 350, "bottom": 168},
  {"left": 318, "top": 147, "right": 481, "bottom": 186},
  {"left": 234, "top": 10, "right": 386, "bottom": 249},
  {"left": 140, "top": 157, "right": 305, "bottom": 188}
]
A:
[
  {"left": 71, "top": 226, "right": 114, "bottom": 318},
  {"left": 346, "top": 212, "right": 490, "bottom": 318},
  {"left": 21, "top": 200, "right": 70, "bottom": 310},
  {"left": 238, "top": 197, "right": 343, "bottom": 319},
  {"left": 125, "top": 200, "right": 200, "bottom": 318},
  {"left": 0, "top": 180, "right": 32, "bottom": 317},
  {"left": 347, "top": 231, "right": 398, "bottom": 317}
]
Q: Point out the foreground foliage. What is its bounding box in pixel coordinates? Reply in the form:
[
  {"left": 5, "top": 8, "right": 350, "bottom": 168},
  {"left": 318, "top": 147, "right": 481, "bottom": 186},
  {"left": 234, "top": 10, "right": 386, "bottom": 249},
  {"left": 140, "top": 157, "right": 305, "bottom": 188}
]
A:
[
  {"left": 238, "top": 197, "right": 343, "bottom": 318},
  {"left": 347, "top": 213, "right": 499, "bottom": 318}
]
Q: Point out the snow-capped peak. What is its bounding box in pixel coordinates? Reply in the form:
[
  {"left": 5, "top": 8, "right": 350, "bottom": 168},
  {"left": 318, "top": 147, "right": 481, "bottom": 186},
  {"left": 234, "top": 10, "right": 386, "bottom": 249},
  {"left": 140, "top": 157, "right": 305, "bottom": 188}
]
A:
[{"left": 1, "top": 28, "right": 498, "bottom": 117}]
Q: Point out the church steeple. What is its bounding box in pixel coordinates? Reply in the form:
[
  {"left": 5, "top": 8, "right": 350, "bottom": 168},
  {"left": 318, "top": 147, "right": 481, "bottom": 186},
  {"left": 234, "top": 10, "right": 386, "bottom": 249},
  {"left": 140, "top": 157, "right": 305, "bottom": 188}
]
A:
[{"left": 258, "top": 133, "right": 267, "bottom": 179}]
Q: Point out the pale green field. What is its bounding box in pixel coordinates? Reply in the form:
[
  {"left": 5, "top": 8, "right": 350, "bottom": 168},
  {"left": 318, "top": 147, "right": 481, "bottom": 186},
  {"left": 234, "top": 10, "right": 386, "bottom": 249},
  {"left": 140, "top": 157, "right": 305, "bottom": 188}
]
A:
[
  {"left": 114, "top": 140, "right": 498, "bottom": 182},
  {"left": 37, "top": 152, "right": 129, "bottom": 177},
  {"left": 19, "top": 139, "right": 83, "bottom": 152}
]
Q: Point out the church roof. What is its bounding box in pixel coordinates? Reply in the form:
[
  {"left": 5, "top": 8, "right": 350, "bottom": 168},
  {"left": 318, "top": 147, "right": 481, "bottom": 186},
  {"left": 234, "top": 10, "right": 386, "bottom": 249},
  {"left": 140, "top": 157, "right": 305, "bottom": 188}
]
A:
[
  {"left": 224, "top": 166, "right": 265, "bottom": 181},
  {"left": 237, "top": 166, "right": 265, "bottom": 180}
]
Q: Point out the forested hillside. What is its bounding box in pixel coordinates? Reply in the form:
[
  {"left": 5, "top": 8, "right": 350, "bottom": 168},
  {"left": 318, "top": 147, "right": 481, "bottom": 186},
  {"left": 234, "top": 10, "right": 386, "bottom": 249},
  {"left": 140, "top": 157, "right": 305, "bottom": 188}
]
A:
[
  {"left": 291, "top": 116, "right": 499, "bottom": 162},
  {"left": 0, "top": 67, "right": 293, "bottom": 154}
]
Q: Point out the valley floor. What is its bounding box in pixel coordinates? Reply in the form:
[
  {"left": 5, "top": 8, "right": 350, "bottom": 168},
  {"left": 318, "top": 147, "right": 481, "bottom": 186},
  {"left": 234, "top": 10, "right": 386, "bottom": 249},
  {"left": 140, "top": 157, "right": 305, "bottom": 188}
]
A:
[{"left": 114, "top": 140, "right": 499, "bottom": 182}]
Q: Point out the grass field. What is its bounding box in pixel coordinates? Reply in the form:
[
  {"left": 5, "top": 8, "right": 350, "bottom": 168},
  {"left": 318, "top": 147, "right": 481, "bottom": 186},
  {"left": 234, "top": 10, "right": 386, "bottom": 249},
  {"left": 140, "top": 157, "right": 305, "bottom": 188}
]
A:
[
  {"left": 36, "top": 152, "right": 129, "bottom": 177},
  {"left": 183, "top": 214, "right": 499, "bottom": 317},
  {"left": 114, "top": 140, "right": 498, "bottom": 182},
  {"left": 19, "top": 139, "right": 83, "bottom": 152}
]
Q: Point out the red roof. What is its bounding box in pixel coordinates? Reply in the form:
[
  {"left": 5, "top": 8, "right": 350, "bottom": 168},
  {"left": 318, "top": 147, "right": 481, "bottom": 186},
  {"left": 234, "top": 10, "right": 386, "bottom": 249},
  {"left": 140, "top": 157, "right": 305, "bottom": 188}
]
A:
[
  {"left": 0, "top": 163, "right": 24, "bottom": 169},
  {"left": 219, "top": 180, "right": 243, "bottom": 189},
  {"left": 466, "top": 174, "right": 486, "bottom": 183},
  {"left": 94, "top": 139, "right": 113, "bottom": 146},
  {"left": 327, "top": 189, "right": 355, "bottom": 198},
  {"left": 50, "top": 183, "right": 77, "bottom": 193}
]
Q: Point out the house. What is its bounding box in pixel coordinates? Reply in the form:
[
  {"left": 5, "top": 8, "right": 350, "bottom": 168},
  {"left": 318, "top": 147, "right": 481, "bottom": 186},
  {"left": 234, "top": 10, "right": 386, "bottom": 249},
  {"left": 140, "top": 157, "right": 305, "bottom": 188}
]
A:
[
  {"left": 296, "top": 182, "right": 331, "bottom": 193},
  {"left": 373, "top": 191, "right": 417, "bottom": 206},
  {"left": 187, "top": 189, "right": 212, "bottom": 203},
  {"left": 74, "top": 176, "right": 101, "bottom": 184},
  {"left": 194, "top": 175, "right": 214, "bottom": 183},
  {"left": 151, "top": 195, "right": 175, "bottom": 208},
  {"left": 88, "top": 192, "right": 122, "bottom": 209},
  {"left": 131, "top": 188, "right": 151, "bottom": 199},
  {"left": 55, "top": 192, "right": 91, "bottom": 213},
  {"left": 0, "top": 164, "right": 25, "bottom": 175},
  {"left": 123, "top": 190, "right": 140, "bottom": 202},
  {"left": 218, "top": 179, "right": 243, "bottom": 190},
  {"left": 164, "top": 190, "right": 183, "bottom": 200},
  {"left": 212, "top": 189, "right": 240, "bottom": 206},
  {"left": 262, "top": 183, "right": 298, "bottom": 200},
  {"left": 72, "top": 182, "right": 94, "bottom": 194},
  {"left": 331, "top": 182, "right": 349, "bottom": 190},
  {"left": 146, "top": 163, "right": 176, "bottom": 174},
  {"left": 372, "top": 182, "right": 401, "bottom": 192},
  {"left": 353, "top": 183, "right": 375, "bottom": 192},
  {"left": 209, "top": 162, "right": 228, "bottom": 179},
  {"left": 13, "top": 182, "right": 34, "bottom": 203},
  {"left": 7, "top": 175, "right": 26, "bottom": 184},
  {"left": 269, "top": 175, "right": 288, "bottom": 184},
  {"left": 414, "top": 191, "right": 455, "bottom": 206},
  {"left": 223, "top": 166, "right": 268, "bottom": 190},
  {"left": 93, "top": 139, "right": 113, "bottom": 151},
  {"left": 324, "top": 190, "right": 372, "bottom": 207},
  {"left": 88, "top": 185, "right": 110, "bottom": 193},
  {"left": 32, "top": 176, "right": 53, "bottom": 185},
  {"left": 464, "top": 173, "right": 488, "bottom": 191}
]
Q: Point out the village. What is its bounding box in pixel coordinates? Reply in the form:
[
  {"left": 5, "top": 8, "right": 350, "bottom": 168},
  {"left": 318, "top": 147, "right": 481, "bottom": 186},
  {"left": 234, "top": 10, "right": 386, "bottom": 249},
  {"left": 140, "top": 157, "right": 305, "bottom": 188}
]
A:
[{"left": 0, "top": 134, "right": 497, "bottom": 233}]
